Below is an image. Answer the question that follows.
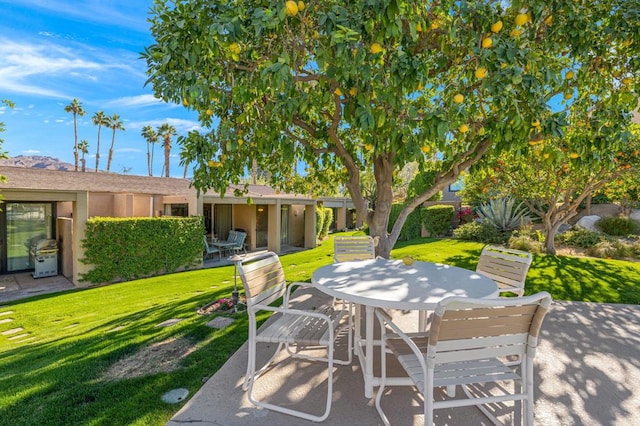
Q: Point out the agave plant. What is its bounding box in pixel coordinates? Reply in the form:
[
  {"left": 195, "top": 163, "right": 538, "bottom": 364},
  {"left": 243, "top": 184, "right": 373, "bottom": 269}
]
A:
[{"left": 476, "top": 196, "right": 531, "bottom": 232}]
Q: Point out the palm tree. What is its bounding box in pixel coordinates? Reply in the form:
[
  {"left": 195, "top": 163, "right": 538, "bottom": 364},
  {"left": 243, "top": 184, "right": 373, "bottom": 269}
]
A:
[
  {"left": 105, "top": 114, "right": 125, "bottom": 173},
  {"left": 64, "top": 98, "right": 86, "bottom": 172},
  {"left": 78, "top": 140, "right": 89, "bottom": 172},
  {"left": 157, "top": 123, "right": 176, "bottom": 178},
  {"left": 141, "top": 125, "right": 159, "bottom": 176},
  {"left": 92, "top": 111, "right": 108, "bottom": 172}
]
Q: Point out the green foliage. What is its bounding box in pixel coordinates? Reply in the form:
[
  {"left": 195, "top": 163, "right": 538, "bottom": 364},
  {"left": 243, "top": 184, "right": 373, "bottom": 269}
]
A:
[
  {"left": 406, "top": 166, "right": 441, "bottom": 202},
  {"left": 596, "top": 216, "right": 640, "bottom": 236},
  {"left": 321, "top": 206, "right": 334, "bottom": 239},
  {"left": 388, "top": 203, "right": 425, "bottom": 241},
  {"left": 142, "top": 0, "right": 640, "bottom": 257},
  {"left": 585, "top": 239, "right": 633, "bottom": 260},
  {"left": 452, "top": 221, "right": 511, "bottom": 244},
  {"left": 80, "top": 216, "right": 204, "bottom": 283},
  {"left": 476, "top": 196, "right": 530, "bottom": 232},
  {"left": 423, "top": 205, "right": 454, "bottom": 237},
  {"left": 556, "top": 229, "right": 604, "bottom": 248}
]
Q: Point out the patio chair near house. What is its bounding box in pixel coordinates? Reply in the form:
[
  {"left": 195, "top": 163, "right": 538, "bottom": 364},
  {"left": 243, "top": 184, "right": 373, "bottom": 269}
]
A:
[
  {"left": 476, "top": 245, "right": 533, "bottom": 297},
  {"left": 375, "top": 292, "right": 552, "bottom": 426},
  {"left": 203, "top": 237, "right": 220, "bottom": 261},
  {"left": 333, "top": 235, "right": 376, "bottom": 262},
  {"left": 230, "top": 230, "right": 247, "bottom": 255},
  {"left": 238, "top": 251, "right": 353, "bottom": 422}
]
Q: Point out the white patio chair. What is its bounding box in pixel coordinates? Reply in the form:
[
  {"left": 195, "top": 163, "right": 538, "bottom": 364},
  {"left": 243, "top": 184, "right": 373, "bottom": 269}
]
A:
[
  {"left": 230, "top": 230, "right": 247, "bottom": 255},
  {"left": 476, "top": 245, "right": 533, "bottom": 297},
  {"left": 375, "top": 292, "right": 552, "bottom": 426},
  {"left": 239, "top": 251, "right": 353, "bottom": 422},
  {"left": 333, "top": 235, "right": 376, "bottom": 262},
  {"left": 203, "top": 237, "right": 220, "bottom": 261}
]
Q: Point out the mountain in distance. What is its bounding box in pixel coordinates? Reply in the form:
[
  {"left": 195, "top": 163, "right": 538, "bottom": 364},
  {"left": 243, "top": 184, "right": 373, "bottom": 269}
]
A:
[{"left": 0, "top": 155, "right": 83, "bottom": 171}]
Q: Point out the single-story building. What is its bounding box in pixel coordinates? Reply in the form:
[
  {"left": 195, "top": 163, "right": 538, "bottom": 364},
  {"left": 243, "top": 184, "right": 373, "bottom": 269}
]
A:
[{"left": 0, "top": 166, "right": 354, "bottom": 287}]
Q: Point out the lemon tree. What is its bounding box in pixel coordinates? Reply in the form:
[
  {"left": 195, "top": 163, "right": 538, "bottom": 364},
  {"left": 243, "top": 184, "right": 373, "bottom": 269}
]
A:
[
  {"left": 143, "top": 0, "right": 639, "bottom": 257},
  {"left": 462, "top": 124, "right": 640, "bottom": 254}
]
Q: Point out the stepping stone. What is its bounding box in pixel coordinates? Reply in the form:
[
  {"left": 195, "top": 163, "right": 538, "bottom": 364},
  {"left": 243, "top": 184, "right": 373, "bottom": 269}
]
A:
[
  {"left": 162, "top": 388, "right": 189, "bottom": 404},
  {"left": 8, "top": 333, "right": 30, "bottom": 340},
  {"left": 0, "top": 311, "right": 13, "bottom": 316},
  {"left": 2, "top": 327, "right": 24, "bottom": 336},
  {"left": 156, "top": 318, "right": 184, "bottom": 328},
  {"left": 206, "top": 317, "right": 235, "bottom": 329},
  {"left": 0, "top": 318, "right": 13, "bottom": 325},
  {"left": 63, "top": 324, "right": 79, "bottom": 329},
  {"left": 106, "top": 325, "right": 126, "bottom": 333}
]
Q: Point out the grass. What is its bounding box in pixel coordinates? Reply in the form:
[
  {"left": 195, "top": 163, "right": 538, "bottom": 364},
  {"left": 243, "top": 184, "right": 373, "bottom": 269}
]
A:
[{"left": 1, "top": 232, "right": 639, "bottom": 425}]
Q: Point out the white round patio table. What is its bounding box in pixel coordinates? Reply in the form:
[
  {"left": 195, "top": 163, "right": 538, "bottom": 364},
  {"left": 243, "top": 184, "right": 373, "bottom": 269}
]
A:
[{"left": 312, "top": 257, "right": 499, "bottom": 398}]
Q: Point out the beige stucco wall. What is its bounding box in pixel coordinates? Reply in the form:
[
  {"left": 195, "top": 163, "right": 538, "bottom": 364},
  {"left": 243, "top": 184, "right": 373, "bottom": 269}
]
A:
[
  {"left": 234, "top": 204, "right": 255, "bottom": 250},
  {"left": 289, "top": 205, "right": 306, "bottom": 247},
  {"left": 88, "top": 193, "right": 114, "bottom": 217},
  {"left": 56, "top": 217, "right": 73, "bottom": 279}
]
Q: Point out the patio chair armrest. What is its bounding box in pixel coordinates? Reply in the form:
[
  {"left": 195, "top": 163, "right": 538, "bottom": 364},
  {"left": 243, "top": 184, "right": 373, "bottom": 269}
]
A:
[
  {"left": 375, "top": 308, "right": 428, "bottom": 370},
  {"left": 284, "top": 281, "right": 313, "bottom": 305}
]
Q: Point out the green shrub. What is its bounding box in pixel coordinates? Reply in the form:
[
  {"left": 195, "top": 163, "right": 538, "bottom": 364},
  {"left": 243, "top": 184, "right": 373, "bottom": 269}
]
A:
[
  {"left": 81, "top": 216, "right": 204, "bottom": 284},
  {"left": 585, "top": 240, "right": 632, "bottom": 260},
  {"left": 476, "top": 196, "right": 531, "bottom": 232},
  {"left": 424, "top": 205, "right": 454, "bottom": 237},
  {"left": 321, "top": 207, "right": 333, "bottom": 239},
  {"left": 596, "top": 216, "right": 639, "bottom": 236},
  {"left": 508, "top": 234, "right": 543, "bottom": 253},
  {"left": 452, "top": 221, "right": 511, "bottom": 244},
  {"left": 388, "top": 203, "right": 425, "bottom": 241},
  {"left": 556, "top": 229, "right": 604, "bottom": 248}
]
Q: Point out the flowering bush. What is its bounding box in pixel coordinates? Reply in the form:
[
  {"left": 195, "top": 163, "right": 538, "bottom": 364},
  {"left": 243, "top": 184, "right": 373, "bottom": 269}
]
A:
[
  {"left": 456, "top": 207, "right": 476, "bottom": 224},
  {"left": 210, "top": 298, "right": 235, "bottom": 312}
]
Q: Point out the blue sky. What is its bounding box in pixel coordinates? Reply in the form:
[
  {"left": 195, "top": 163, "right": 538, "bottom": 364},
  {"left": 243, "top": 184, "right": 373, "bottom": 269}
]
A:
[{"left": 0, "top": 0, "right": 200, "bottom": 177}]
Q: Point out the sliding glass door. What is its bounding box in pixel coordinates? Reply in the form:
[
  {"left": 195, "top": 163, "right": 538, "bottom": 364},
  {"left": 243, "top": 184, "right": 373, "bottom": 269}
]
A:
[{"left": 3, "top": 202, "right": 54, "bottom": 272}]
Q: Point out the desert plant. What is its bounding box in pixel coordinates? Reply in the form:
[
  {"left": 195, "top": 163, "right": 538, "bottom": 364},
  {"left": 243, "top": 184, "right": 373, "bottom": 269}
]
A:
[
  {"left": 508, "top": 234, "right": 543, "bottom": 253},
  {"left": 556, "top": 229, "right": 604, "bottom": 248},
  {"left": 585, "top": 240, "right": 632, "bottom": 260},
  {"left": 596, "top": 216, "right": 639, "bottom": 237},
  {"left": 476, "top": 196, "right": 531, "bottom": 232}
]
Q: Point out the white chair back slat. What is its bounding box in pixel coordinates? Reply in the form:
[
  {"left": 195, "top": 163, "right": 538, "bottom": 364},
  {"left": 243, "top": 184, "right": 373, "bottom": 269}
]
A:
[
  {"left": 333, "top": 236, "right": 376, "bottom": 263},
  {"left": 476, "top": 245, "right": 533, "bottom": 296}
]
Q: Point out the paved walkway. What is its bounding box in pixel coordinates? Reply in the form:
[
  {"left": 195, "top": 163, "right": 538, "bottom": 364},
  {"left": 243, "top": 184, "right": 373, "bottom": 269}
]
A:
[
  {"left": 168, "top": 294, "right": 640, "bottom": 425},
  {"left": 0, "top": 272, "right": 75, "bottom": 304}
]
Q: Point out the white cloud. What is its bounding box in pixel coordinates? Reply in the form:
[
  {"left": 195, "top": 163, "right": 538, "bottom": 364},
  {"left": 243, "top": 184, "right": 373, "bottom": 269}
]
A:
[
  {"left": 117, "top": 147, "right": 144, "bottom": 153},
  {"left": 23, "top": 149, "right": 40, "bottom": 154},
  {"left": 128, "top": 118, "right": 202, "bottom": 134},
  {"left": 106, "top": 94, "right": 167, "bottom": 108}
]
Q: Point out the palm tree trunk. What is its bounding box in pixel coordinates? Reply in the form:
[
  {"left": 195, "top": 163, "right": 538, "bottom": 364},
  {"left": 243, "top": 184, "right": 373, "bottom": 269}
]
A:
[
  {"left": 106, "top": 131, "right": 116, "bottom": 172},
  {"left": 95, "top": 125, "right": 101, "bottom": 172},
  {"left": 73, "top": 115, "right": 79, "bottom": 172},
  {"left": 164, "top": 138, "right": 170, "bottom": 177},
  {"left": 150, "top": 144, "right": 155, "bottom": 177}
]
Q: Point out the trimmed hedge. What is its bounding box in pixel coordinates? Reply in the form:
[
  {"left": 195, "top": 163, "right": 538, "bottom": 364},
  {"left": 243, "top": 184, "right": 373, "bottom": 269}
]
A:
[
  {"left": 80, "top": 216, "right": 204, "bottom": 284},
  {"left": 388, "top": 203, "right": 426, "bottom": 241},
  {"left": 424, "top": 205, "right": 455, "bottom": 237}
]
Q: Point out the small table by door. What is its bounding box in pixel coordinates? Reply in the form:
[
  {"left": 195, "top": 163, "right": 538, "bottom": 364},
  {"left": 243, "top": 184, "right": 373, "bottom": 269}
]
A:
[{"left": 312, "top": 258, "right": 499, "bottom": 398}]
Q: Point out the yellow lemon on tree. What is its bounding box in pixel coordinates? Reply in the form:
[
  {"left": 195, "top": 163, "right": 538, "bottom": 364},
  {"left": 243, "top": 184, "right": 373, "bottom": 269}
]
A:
[
  {"left": 565, "top": 70, "right": 575, "bottom": 80},
  {"left": 229, "top": 42, "right": 241, "bottom": 55},
  {"left": 482, "top": 37, "right": 493, "bottom": 48},
  {"left": 544, "top": 15, "right": 553, "bottom": 25},
  {"left": 416, "top": 22, "right": 423, "bottom": 32},
  {"left": 569, "top": 152, "right": 579, "bottom": 159},
  {"left": 334, "top": 88, "right": 343, "bottom": 96},
  {"left": 491, "top": 21, "right": 503, "bottom": 33},
  {"left": 459, "top": 124, "right": 469, "bottom": 133},
  {"left": 515, "top": 13, "right": 529, "bottom": 26},
  {"left": 208, "top": 160, "right": 222, "bottom": 167},
  {"left": 285, "top": 0, "right": 298, "bottom": 16},
  {"left": 237, "top": 139, "right": 244, "bottom": 146},
  {"left": 421, "top": 145, "right": 431, "bottom": 153},
  {"left": 475, "top": 67, "right": 488, "bottom": 79},
  {"left": 364, "top": 144, "right": 373, "bottom": 151},
  {"left": 349, "top": 87, "right": 358, "bottom": 96},
  {"left": 510, "top": 28, "right": 523, "bottom": 37},
  {"left": 563, "top": 91, "right": 573, "bottom": 100},
  {"left": 478, "top": 127, "right": 486, "bottom": 136},
  {"left": 369, "top": 42, "right": 383, "bottom": 54},
  {"left": 402, "top": 256, "right": 414, "bottom": 266},
  {"left": 206, "top": 109, "right": 213, "bottom": 116},
  {"left": 531, "top": 119, "right": 541, "bottom": 127},
  {"left": 453, "top": 93, "right": 464, "bottom": 104},
  {"left": 182, "top": 97, "right": 189, "bottom": 106},
  {"left": 622, "top": 77, "right": 633, "bottom": 85},
  {"left": 430, "top": 21, "right": 439, "bottom": 30},
  {"left": 297, "top": 1, "right": 305, "bottom": 11}
]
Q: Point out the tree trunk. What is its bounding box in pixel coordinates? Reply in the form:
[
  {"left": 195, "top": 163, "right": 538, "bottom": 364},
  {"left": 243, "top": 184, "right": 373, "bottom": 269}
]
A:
[
  {"left": 73, "top": 116, "right": 79, "bottom": 172},
  {"left": 544, "top": 222, "right": 561, "bottom": 255},
  {"left": 585, "top": 194, "right": 592, "bottom": 216},
  {"left": 147, "top": 151, "right": 152, "bottom": 176},
  {"left": 81, "top": 158, "right": 86, "bottom": 173},
  {"left": 106, "top": 132, "right": 116, "bottom": 172},
  {"left": 366, "top": 155, "right": 395, "bottom": 258},
  {"left": 164, "top": 141, "right": 170, "bottom": 177},
  {"left": 95, "top": 126, "right": 102, "bottom": 172}
]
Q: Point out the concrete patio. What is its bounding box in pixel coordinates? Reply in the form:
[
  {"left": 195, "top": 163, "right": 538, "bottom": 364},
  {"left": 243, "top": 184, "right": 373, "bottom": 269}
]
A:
[{"left": 169, "top": 292, "right": 640, "bottom": 425}]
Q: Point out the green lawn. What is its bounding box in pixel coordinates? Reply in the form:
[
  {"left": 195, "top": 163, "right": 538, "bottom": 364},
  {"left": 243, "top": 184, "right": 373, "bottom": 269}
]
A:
[{"left": 1, "top": 233, "right": 639, "bottom": 425}]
